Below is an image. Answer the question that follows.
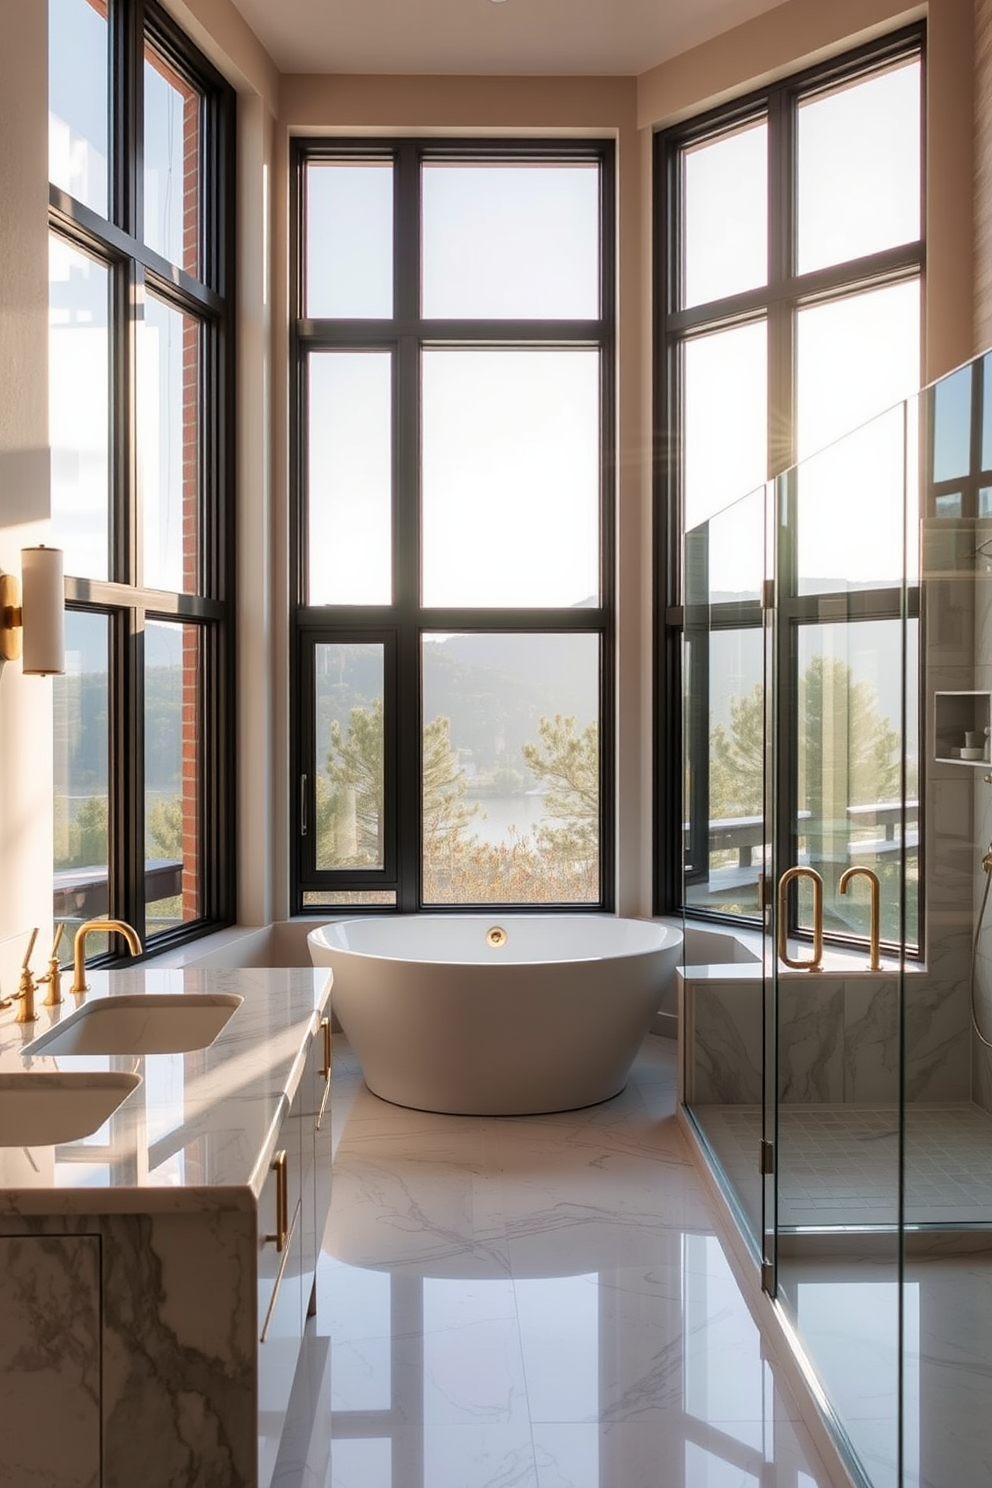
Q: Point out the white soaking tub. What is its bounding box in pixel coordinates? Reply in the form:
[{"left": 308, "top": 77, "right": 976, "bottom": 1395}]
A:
[{"left": 308, "top": 914, "right": 683, "bottom": 1115}]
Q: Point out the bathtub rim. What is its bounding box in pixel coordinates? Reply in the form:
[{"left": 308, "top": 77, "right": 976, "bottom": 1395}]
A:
[{"left": 307, "top": 912, "right": 683, "bottom": 971}]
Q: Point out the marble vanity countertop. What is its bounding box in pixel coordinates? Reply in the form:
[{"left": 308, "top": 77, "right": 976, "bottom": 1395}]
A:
[{"left": 0, "top": 966, "right": 331, "bottom": 1216}]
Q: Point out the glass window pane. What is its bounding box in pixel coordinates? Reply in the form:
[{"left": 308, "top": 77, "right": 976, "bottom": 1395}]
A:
[
  {"left": 795, "top": 398, "right": 919, "bottom": 597},
  {"left": 144, "top": 45, "right": 200, "bottom": 274},
  {"left": 983, "top": 355, "right": 992, "bottom": 473},
  {"left": 50, "top": 235, "right": 110, "bottom": 581},
  {"left": 422, "top": 163, "right": 599, "bottom": 319},
  {"left": 422, "top": 350, "right": 599, "bottom": 607},
  {"left": 422, "top": 633, "right": 599, "bottom": 906},
  {"left": 306, "top": 162, "right": 393, "bottom": 318},
  {"left": 316, "top": 645, "right": 386, "bottom": 871},
  {"left": 145, "top": 620, "right": 202, "bottom": 939},
  {"left": 682, "top": 119, "right": 767, "bottom": 309},
  {"left": 138, "top": 295, "right": 200, "bottom": 593},
  {"left": 49, "top": 0, "right": 108, "bottom": 216},
  {"left": 796, "top": 619, "right": 919, "bottom": 951},
  {"left": 795, "top": 282, "right": 920, "bottom": 595},
  {"left": 54, "top": 611, "right": 110, "bottom": 950},
  {"left": 683, "top": 322, "right": 766, "bottom": 530},
  {"left": 932, "top": 364, "right": 973, "bottom": 484},
  {"left": 797, "top": 280, "right": 920, "bottom": 461},
  {"left": 309, "top": 353, "right": 392, "bottom": 605},
  {"left": 797, "top": 60, "right": 921, "bottom": 275}
]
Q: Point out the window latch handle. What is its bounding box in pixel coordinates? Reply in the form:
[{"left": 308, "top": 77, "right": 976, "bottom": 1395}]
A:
[{"left": 300, "top": 773, "right": 308, "bottom": 837}]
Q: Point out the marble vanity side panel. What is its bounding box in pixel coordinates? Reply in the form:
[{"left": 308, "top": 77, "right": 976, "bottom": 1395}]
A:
[
  {"left": 101, "top": 1210, "right": 257, "bottom": 1488},
  {"left": 685, "top": 979, "right": 763, "bottom": 1105},
  {"left": 0, "top": 1233, "right": 101, "bottom": 1488},
  {"left": 844, "top": 977, "right": 899, "bottom": 1103},
  {"left": 777, "top": 977, "right": 844, "bottom": 1104}
]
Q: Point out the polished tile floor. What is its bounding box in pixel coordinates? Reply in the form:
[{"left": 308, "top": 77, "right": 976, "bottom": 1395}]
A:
[
  {"left": 273, "top": 1035, "right": 837, "bottom": 1488},
  {"left": 695, "top": 1103, "right": 992, "bottom": 1229}
]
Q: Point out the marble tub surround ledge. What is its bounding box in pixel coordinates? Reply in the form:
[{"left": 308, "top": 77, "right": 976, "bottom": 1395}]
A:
[{"left": 0, "top": 967, "right": 333, "bottom": 1488}]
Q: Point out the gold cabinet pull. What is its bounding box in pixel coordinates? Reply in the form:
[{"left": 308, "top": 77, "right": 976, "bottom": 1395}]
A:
[
  {"left": 265, "top": 1149, "right": 289, "bottom": 1252},
  {"left": 319, "top": 1016, "right": 331, "bottom": 1081}
]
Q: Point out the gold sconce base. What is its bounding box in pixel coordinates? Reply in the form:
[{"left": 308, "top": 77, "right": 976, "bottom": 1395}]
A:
[{"left": 0, "top": 572, "right": 23, "bottom": 662}]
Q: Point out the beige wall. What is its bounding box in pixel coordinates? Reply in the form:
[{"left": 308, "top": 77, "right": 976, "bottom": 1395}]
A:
[{"left": 0, "top": 0, "right": 57, "bottom": 976}]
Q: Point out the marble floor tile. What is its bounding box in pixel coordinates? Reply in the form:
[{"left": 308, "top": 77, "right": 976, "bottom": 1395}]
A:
[{"left": 275, "top": 1035, "right": 840, "bottom": 1488}]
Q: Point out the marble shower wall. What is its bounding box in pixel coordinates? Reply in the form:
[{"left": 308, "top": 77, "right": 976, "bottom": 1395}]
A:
[{"left": 682, "top": 969, "right": 970, "bottom": 1107}]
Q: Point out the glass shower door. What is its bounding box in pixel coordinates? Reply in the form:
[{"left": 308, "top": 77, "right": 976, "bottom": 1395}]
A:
[
  {"left": 768, "top": 395, "right": 916, "bottom": 1488},
  {"left": 682, "top": 484, "right": 774, "bottom": 1257}
]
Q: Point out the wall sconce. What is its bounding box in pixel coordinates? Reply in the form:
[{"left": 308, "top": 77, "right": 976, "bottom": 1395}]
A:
[{"left": 0, "top": 546, "right": 65, "bottom": 677}]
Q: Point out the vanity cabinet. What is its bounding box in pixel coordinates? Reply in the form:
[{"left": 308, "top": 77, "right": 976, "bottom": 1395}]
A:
[
  {"left": 0, "top": 966, "right": 334, "bottom": 1488},
  {"left": 257, "top": 1016, "right": 333, "bottom": 1488}
]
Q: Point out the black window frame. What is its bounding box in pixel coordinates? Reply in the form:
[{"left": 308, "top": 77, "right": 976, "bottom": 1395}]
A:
[
  {"left": 654, "top": 26, "right": 925, "bottom": 958},
  {"left": 291, "top": 137, "right": 616, "bottom": 915},
  {"left": 50, "top": 0, "right": 236, "bottom": 957}
]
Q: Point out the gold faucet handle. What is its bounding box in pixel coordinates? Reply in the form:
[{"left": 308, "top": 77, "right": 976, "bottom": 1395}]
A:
[
  {"left": 10, "top": 929, "right": 41, "bottom": 1023},
  {"left": 39, "top": 925, "right": 64, "bottom": 1007}
]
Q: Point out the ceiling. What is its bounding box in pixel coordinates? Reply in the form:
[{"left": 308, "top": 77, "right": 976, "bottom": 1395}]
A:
[{"left": 229, "top": 0, "right": 788, "bottom": 78}]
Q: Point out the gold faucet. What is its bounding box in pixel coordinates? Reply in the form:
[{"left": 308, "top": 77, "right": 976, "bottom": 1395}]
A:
[
  {"left": 839, "top": 866, "right": 882, "bottom": 971},
  {"left": 0, "top": 928, "right": 41, "bottom": 1023},
  {"left": 71, "top": 918, "right": 143, "bottom": 996},
  {"left": 777, "top": 866, "right": 824, "bottom": 972}
]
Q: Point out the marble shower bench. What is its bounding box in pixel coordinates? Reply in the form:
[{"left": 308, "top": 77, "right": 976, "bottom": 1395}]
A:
[{"left": 0, "top": 965, "right": 333, "bottom": 1488}]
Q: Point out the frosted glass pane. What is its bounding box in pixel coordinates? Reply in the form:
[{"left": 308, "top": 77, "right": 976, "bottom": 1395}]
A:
[
  {"left": 422, "top": 350, "right": 599, "bottom": 607},
  {"left": 307, "top": 163, "right": 393, "bottom": 318},
  {"left": 683, "top": 322, "right": 766, "bottom": 530},
  {"left": 683, "top": 120, "right": 767, "bottom": 308},
  {"left": 422, "top": 163, "right": 599, "bottom": 318},
  {"left": 309, "top": 352, "right": 392, "bottom": 605},
  {"left": 798, "top": 60, "right": 920, "bottom": 274}
]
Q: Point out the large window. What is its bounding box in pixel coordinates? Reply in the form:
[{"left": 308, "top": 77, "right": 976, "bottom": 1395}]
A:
[
  {"left": 657, "top": 31, "right": 923, "bottom": 949},
  {"left": 49, "top": 0, "right": 235, "bottom": 955},
  {"left": 293, "top": 142, "right": 615, "bottom": 912}
]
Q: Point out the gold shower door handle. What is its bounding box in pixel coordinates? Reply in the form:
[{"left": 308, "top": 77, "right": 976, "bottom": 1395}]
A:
[{"left": 777, "top": 867, "right": 824, "bottom": 972}]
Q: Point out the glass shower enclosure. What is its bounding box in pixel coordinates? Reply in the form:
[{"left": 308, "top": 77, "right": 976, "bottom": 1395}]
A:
[{"left": 681, "top": 350, "right": 992, "bottom": 1488}]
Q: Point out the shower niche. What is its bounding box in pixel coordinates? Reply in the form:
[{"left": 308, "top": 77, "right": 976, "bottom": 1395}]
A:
[{"left": 933, "top": 689, "right": 991, "bottom": 764}]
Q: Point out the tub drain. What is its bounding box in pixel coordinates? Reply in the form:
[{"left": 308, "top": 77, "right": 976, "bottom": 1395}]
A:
[{"left": 486, "top": 926, "right": 508, "bottom": 948}]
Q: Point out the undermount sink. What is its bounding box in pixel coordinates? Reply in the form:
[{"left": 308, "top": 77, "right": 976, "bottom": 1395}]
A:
[
  {"left": 26, "top": 993, "right": 243, "bottom": 1057},
  {"left": 0, "top": 1070, "right": 141, "bottom": 1146}
]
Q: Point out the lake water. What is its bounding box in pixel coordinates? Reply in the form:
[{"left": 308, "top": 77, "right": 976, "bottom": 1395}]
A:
[{"left": 466, "top": 793, "right": 546, "bottom": 847}]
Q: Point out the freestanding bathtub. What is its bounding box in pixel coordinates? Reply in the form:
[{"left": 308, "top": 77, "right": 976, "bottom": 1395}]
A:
[{"left": 307, "top": 915, "right": 683, "bottom": 1115}]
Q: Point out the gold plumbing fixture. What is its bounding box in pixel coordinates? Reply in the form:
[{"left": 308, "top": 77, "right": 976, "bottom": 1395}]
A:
[
  {"left": 839, "top": 866, "right": 883, "bottom": 971},
  {"left": 39, "top": 924, "right": 65, "bottom": 1007},
  {"left": 0, "top": 928, "right": 41, "bottom": 1024},
  {"left": 777, "top": 867, "right": 824, "bottom": 972},
  {"left": 486, "top": 926, "right": 508, "bottom": 948},
  {"left": 71, "top": 918, "right": 143, "bottom": 996}
]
